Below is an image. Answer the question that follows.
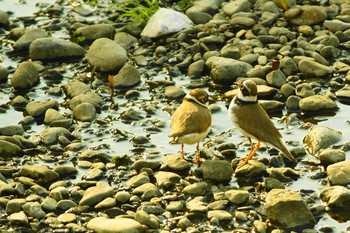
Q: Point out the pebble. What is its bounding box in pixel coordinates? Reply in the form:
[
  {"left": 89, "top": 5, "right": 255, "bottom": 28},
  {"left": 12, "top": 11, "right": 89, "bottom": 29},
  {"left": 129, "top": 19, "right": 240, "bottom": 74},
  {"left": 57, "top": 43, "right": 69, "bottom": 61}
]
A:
[
  {"left": 29, "top": 37, "right": 86, "bottom": 60},
  {"left": 265, "top": 189, "right": 316, "bottom": 231},
  {"left": 73, "top": 103, "right": 96, "bottom": 122},
  {"left": 11, "top": 61, "right": 39, "bottom": 90},
  {"left": 327, "top": 160, "right": 350, "bottom": 185},
  {"left": 86, "top": 38, "right": 127, "bottom": 72}
]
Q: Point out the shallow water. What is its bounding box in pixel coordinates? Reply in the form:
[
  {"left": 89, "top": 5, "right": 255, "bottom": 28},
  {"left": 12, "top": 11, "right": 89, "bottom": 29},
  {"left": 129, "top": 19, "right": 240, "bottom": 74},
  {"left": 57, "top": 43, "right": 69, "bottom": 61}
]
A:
[{"left": 1, "top": 0, "right": 350, "bottom": 232}]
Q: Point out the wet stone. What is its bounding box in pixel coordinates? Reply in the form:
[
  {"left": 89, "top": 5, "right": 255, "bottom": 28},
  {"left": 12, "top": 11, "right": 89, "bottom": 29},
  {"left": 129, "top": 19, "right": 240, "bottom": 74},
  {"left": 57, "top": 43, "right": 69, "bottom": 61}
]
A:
[
  {"left": 87, "top": 217, "right": 144, "bottom": 233},
  {"left": 164, "top": 86, "right": 186, "bottom": 99},
  {"left": 11, "top": 61, "right": 39, "bottom": 90},
  {"left": 195, "top": 160, "right": 233, "bottom": 182},
  {"left": 26, "top": 100, "right": 59, "bottom": 117},
  {"left": 13, "top": 27, "right": 48, "bottom": 51},
  {"left": 62, "top": 80, "right": 91, "bottom": 98},
  {"left": 40, "top": 127, "right": 72, "bottom": 145},
  {"left": 265, "top": 189, "right": 316, "bottom": 231},
  {"left": 183, "top": 181, "right": 208, "bottom": 196},
  {"left": 58, "top": 213, "right": 77, "bottom": 224},
  {"left": 0, "top": 140, "right": 21, "bottom": 157},
  {"left": 319, "top": 148, "right": 346, "bottom": 165},
  {"left": 19, "top": 165, "right": 59, "bottom": 184},
  {"left": 327, "top": 160, "right": 350, "bottom": 185},
  {"left": 225, "top": 190, "right": 249, "bottom": 205},
  {"left": 8, "top": 211, "right": 28, "bottom": 226},
  {"left": 79, "top": 182, "right": 114, "bottom": 206},
  {"left": 75, "top": 23, "right": 114, "bottom": 41},
  {"left": 299, "top": 95, "right": 337, "bottom": 112},
  {"left": 114, "top": 63, "right": 141, "bottom": 88},
  {"left": 86, "top": 38, "right": 127, "bottom": 72},
  {"left": 162, "top": 154, "right": 191, "bottom": 172},
  {"left": 320, "top": 186, "right": 350, "bottom": 209},
  {"left": 69, "top": 92, "right": 103, "bottom": 110},
  {"left": 73, "top": 102, "right": 96, "bottom": 122},
  {"left": 29, "top": 37, "right": 86, "bottom": 60},
  {"left": 22, "top": 201, "right": 46, "bottom": 220},
  {"left": 303, "top": 126, "right": 342, "bottom": 156}
]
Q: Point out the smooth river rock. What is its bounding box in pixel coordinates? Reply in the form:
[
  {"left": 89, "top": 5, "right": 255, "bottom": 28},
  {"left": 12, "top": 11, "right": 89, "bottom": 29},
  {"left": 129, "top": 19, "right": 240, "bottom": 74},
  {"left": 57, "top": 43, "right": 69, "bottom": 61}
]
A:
[
  {"left": 327, "top": 160, "right": 350, "bottom": 185},
  {"left": 11, "top": 61, "right": 39, "bottom": 90},
  {"left": 86, "top": 38, "right": 127, "bottom": 72},
  {"left": 87, "top": 217, "right": 144, "bottom": 233},
  {"left": 265, "top": 189, "right": 316, "bottom": 231}
]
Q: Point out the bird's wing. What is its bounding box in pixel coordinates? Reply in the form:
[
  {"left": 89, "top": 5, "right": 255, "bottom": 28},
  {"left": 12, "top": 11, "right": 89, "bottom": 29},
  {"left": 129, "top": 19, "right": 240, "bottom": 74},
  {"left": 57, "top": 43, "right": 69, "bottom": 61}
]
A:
[{"left": 170, "top": 104, "right": 211, "bottom": 137}]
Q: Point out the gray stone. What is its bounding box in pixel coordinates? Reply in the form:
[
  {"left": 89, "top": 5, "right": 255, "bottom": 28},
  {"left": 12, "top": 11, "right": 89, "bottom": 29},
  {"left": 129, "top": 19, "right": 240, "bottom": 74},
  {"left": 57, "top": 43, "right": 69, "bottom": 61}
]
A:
[
  {"left": 40, "top": 127, "right": 71, "bottom": 145},
  {"left": 265, "top": 189, "right": 316, "bottom": 230},
  {"left": 0, "top": 180, "right": 16, "bottom": 195},
  {"left": 324, "top": 19, "right": 350, "bottom": 33},
  {"left": 222, "top": 0, "right": 251, "bottom": 16},
  {"left": 195, "top": 160, "right": 233, "bottom": 182},
  {"left": 126, "top": 172, "right": 150, "bottom": 188},
  {"left": 11, "top": 61, "right": 39, "bottom": 90},
  {"left": 75, "top": 24, "right": 114, "bottom": 41},
  {"left": 8, "top": 211, "right": 28, "bottom": 226},
  {"left": 22, "top": 202, "right": 46, "bottom": 220},
  {"left": 187, "top": 60, "right": 205, "bottom": 78},
  {"left": 29, "top": 37, "right": 86, "bottom": 60},
  {"left": 113, "top": 63, "right": 141, "bottom": 88},
  {"left": 26, "top": 100, "right": 59, "bottom": 117},
  {"left": 73, "top": 103, "right": 96, "bottom": 122},
  {"left": 69, "top": 92, "right": 103, "bottom": 110},
  {"left": 87, "top": 217, "right": 143, "bottom": 233},
  {"left": 135, "top": 209, "right": 160, "bottom": 229},
  {"left": 62, "top": 80, "right": 91, "bottom": 98},
  {"left": 114, "top": 32, "right": 138, "bottom": 49},
  {"left": 206, "top": 56, "right": 252, "bottom": 85},
  {"left": 86, "top": 38, "right": 127, "bottom": 72},
  {"left": 266, "top": 70, "right": 287, "bottom": 88},
  {"left": 44, "top": 109, "right": 65, "bottom": 125},
  {"left": 13, "top": 28, "right": 48, "bottom": 50},
  {"left": 162, "top": 154, "right": 191, "bottom": 171}
]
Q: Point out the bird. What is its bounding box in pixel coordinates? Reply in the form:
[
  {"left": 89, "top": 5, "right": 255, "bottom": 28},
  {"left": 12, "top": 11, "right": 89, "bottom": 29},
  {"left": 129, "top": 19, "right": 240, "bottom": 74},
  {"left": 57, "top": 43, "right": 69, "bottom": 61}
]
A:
[
  {"left": 170, "top": 88, "right": 212, "bottom": 164},
  {"left": 228, "top": 79, "right": 297, "bottom": 168}
]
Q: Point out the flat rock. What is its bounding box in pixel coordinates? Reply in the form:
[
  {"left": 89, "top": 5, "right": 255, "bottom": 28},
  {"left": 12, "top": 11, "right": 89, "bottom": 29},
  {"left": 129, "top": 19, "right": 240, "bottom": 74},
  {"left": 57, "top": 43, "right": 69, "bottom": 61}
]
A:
[
  {"left": 87, "top": 217, "right": 143, "bottom": 233},
  {"left": 79, "top": 182, "right": 114, "bottom": 206},
  {"left": 299, "top": 95, "right": 337, "bottom": 112},
  {"left": 298, "top": 59, "right": 333, "bottom": 77},
  {"left": 195, "top": 160, "right": 233, "bottom": 182},
  {"left": 69, "top": 92, "right": 103, "bottom": 110},
  {"left": 0, "top": 140, "right": 21, "bottom": 157},
  {"left": 75, "top": 23, "right": 115, "bottom": 41},
  {"left": 26, "top": 100, "right": 59, "bottom": 117},
  {"left": 284, "top": 5, "right": 327, "bottom": 25},
  {"left": 19, "top": 165, "right": 59, "bottom": 184},
  {"left": 29, "top": 37, "right": 86, "bottom": 60}
]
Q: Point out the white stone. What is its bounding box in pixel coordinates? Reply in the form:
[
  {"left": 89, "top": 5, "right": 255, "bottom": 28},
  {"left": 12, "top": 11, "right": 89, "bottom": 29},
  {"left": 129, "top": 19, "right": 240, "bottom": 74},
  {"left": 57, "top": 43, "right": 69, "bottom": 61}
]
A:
[{"left": 141, "top": 8, "right": 193, "bottom": 38}]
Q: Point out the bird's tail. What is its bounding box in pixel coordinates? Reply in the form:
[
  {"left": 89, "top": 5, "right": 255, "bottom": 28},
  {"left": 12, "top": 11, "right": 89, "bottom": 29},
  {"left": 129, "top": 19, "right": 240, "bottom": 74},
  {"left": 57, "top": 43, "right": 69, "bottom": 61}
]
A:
[{"left": 274, "top": 139, "right": 297, "bottom": 162}]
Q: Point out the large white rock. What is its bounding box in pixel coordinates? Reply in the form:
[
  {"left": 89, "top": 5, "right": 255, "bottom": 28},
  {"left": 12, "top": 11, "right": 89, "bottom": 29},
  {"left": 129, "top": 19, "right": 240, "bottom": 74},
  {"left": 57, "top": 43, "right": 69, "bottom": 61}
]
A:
[{"left": 141, "top": 8, "right": 193, "bottom": 38}]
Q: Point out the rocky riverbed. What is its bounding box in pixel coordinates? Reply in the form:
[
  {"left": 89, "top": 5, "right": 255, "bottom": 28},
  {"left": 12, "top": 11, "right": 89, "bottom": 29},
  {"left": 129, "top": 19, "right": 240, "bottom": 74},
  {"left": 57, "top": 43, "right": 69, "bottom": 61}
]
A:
[{"left": 1, "top": 0, "right": 350, "bottom": 232}]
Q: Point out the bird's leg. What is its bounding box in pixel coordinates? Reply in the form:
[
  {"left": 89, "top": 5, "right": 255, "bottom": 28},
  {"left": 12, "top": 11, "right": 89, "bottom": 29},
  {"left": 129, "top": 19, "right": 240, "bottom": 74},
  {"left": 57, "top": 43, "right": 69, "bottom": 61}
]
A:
[
  {"left": 237, "top": 140, "right": 261, "bottom": 169},
  {"left": 181, "top": 143, "right": 185, "bottom": 159},
  {"left": 193, "top": 142, "right": 201, "bottom": 164}
]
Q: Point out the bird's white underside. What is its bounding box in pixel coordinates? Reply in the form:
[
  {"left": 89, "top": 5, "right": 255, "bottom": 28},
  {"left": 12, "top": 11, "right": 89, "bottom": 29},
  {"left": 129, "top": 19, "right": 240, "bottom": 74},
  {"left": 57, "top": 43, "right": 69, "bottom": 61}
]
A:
[{"left": 173, "top": 127, "right": 210, "bottom": 144}]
